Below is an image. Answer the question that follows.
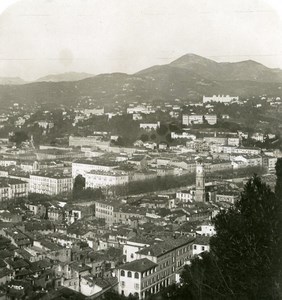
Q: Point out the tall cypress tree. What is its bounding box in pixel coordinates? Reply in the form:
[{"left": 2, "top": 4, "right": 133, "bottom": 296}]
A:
[
  {"left": 275, "top": 158, "right": 282, "bottom": 201},
  {"left": 211, "top": 175, "right": 282, "bottom": 299}
]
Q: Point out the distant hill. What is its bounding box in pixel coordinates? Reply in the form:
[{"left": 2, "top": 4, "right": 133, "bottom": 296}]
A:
[
  {"left": 0, "top": 54, "right": 281, "bottom": 107},
  {"left": 36, "top": 72, "right": 95, "bottom": 82},
  {"left": 169, "top": 53, "right": 282, "bottom": 82},
  {"left": 0, "top": 77, "right": 26, "bottom": 85}
]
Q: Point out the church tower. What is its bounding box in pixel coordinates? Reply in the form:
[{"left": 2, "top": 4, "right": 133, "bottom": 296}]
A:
[{"left": 195, "top": 161, "right": 206, "bottom": 202}]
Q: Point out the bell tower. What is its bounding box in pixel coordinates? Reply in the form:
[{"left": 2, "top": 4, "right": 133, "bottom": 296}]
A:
[{"left": 195, "top": 161, "right": 205, "bottom": 202}]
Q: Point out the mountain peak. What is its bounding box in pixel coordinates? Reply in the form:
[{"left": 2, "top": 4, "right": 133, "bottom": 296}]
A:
[{"left": 170, "top": 53, "right": 217, "bottom": 68}]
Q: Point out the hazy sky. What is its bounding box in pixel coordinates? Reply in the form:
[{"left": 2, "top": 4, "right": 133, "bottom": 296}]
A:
[{"left": 0, "top": 0, "right": 282, "bottom": 81}]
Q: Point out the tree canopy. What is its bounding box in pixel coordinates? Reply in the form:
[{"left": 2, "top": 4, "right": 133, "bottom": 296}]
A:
[{"left": 9, "top": 130, "right": 29, "bottom": 146}]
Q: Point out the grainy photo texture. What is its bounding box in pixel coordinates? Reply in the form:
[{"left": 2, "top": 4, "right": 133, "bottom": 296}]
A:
[{"left": 0, "top": 1, "right": 281, "bottom": 299}]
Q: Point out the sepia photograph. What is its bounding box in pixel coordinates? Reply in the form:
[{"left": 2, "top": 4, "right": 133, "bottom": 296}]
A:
[{"left": 0, "top": 0, "right": 281, "bottom": 299}]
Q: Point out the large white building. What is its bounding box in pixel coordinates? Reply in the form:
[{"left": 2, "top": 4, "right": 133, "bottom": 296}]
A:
[
  {"left": 29, "top": 170, "right": 73, "bottom": 195},
  {"left": 127, "top": 106, "right": 155, "bottom": 115},
  {"left": 203, "top": 95, "right": 239, "bottom": 104},
  {"left": 85, "top": 170, "right": 129, "bottom": 189},
  {"left": 117, "top": 237, "right": 195, "bottom": 299}
]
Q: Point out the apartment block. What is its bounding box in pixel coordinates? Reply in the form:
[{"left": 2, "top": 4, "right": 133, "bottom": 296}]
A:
[{"left": 29, "top": 170, "right": 73, "bottom": 195}]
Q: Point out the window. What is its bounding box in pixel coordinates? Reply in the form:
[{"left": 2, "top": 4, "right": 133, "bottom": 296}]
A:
[
  {"left": 121, "top": 270, "right": 125, "bottom": 276},
  {"left": 128, "top": 271, "right": 132, "bottom": 278},
  {"left": 202, "top": 246, "right": 205, "bottom": 251},
  {"left": 194, "top": 245, "right": 197, "bottom": 250},
  {"left": 130, "top": 253, "right": 134, "bottom": 259},
  {"left": 134, "top": 272, "right": 139, "bottom": 279},
  {"left": 121, "top": 281, "right": 125, "bottom": 288},
  {"left": 134, "top": 283, "right": 140, "bottom": 290}
]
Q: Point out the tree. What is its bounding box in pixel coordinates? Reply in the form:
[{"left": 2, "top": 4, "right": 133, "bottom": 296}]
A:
[
  {"left": 275, "top": 158, "right": 282, "bottom": 200},
  {"left": 140, "top": 133, "right": 149, "bottom": 142},
  {"left": 216, "top": 175, "right": 281, "bottom": 298},
  {"left": 157, "top": 124, "right": 168, "bottom": 136},
  {"left": 73, "top": 175, "right": 85, "bottom": 192},
  {"left": 10, "top": 130, "right": 29, "bottom": 146},
  {"left": 165, "top": 133, "right": 172, "bottom": 143},
  {"left": 176, "top": 174, "right": 282, "bottom": 300}
]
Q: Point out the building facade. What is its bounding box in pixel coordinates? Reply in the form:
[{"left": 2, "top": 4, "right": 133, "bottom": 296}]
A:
[{"left": 29, "top": 171, "right": 73, "bottom": 195}]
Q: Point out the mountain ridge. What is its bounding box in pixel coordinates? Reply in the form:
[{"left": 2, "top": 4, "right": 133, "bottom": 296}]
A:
[
  {"left": 36, "top": 72, "right": 95, "bottom": 82},
  {"left": 0, "top": 53, "right": 281, "bottom": 108}
]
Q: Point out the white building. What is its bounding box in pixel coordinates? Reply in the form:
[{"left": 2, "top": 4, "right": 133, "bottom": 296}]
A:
[
  {"left": 191, "top": 236, "right": 210, "bottom": 256},
  {"left": 212, "top": 146, "right": 261, "bottom": 156},
  {"left": 37, "top": 121, "right": 54, "bottom": 129},
  {"left": 231, "top": 155, "right": 262, "bottom": 168},
  {"left": 0, "top": 178, "right": 28, "bottom": 201},
  {"left": 228, "top": 137, "right": 240, "bottom": 146},
  {"left": 85, "top": 170, "right": 129, "bottom": 189},
  {"left": 0, "top": 159, "right": 17, "bottom": 167},
  {"left": 67, "top": 209, "right": 82, "bottom": 224},
  {"left": 29, "top": 171, "right": 73, "bottom": 195},
  {"left": 203, "top": 95, "right": 239, "bottom": 104},
  {"left": 83, "top": 108, "right": 104, "bottom": 116},
  {"left": 72, "top": 159, "right": 117, "bottom": 178},
  {"left": 266, "top": 156, "right": 278, "bottom": 171},
  {"left": 127, "top": 106, "right": 155, "bottom": 115},
  {"left": 123, "top": 239, "right": 151, "bottom": 263},
  {"left": 196, "top": 223, "right": 216, "bottom": 237},
  {"left": 140, "top": 122, "right": 160, "bottom": 131},
  {"left": 117, "top": 258, "right": 158, "bottom": 299},
  {"left": 171, "top": 132, "right": 197, "bottom": 140},
  {"left": 176, "top": 190, "right": 194, "bottom": 202}
]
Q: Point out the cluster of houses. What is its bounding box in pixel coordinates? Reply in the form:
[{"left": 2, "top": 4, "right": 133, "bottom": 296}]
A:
[
  {"left": 0, "top": 189, "right": 218, "bottom": 299},
  {"left": 0, "top": 95, "right": 280, "bottom": 299},
  {"left": 0, "top": 140, "right": 277, "bottom": 203}
]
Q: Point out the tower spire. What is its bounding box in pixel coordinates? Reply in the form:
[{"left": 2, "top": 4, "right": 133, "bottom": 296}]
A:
[{"left": 195, "top": 160, "right": 206, "bottom": 202}]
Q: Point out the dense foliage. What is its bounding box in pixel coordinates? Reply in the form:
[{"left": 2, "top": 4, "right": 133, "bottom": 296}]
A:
[
  {"left": 9, "top": 130, "right": 29, "bottom": 146},
  {"left": 109, "top": 166, "right": 265, "bottom": 196}
]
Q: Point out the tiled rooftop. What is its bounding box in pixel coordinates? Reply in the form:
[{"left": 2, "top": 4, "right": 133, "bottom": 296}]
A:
[{"left": 118, "top": 258, "right": 157, "bottom": 272}]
